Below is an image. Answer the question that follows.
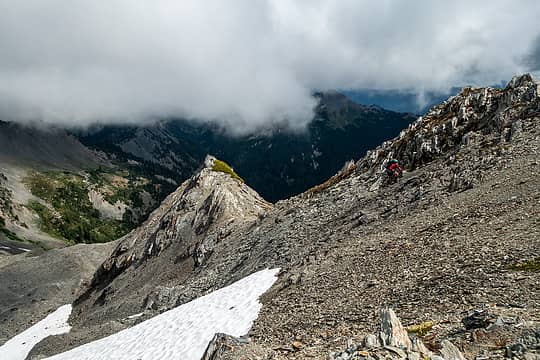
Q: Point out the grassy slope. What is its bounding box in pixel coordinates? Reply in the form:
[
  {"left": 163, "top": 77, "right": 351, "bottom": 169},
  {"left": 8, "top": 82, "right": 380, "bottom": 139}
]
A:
[{"left": 24, "top": 170, "right": 141, "bottom": 244}]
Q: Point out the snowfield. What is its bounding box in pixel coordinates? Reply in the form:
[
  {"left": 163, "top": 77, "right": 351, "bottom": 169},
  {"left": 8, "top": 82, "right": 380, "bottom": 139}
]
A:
[
  {"left": 0, "top": 304, "right": 72, "bottom": 360},
  {"left": 36, "top": 268, "right": 279, "bottom": 360}
]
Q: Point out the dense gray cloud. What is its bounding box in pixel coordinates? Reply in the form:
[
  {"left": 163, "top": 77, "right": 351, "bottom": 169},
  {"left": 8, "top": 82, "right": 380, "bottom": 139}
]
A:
[
  {"left": 523, "top": 35, "right": 540, "bottom": 72},
  {"left": 0, "top": 0, "right": 539, "bottom": 132}
]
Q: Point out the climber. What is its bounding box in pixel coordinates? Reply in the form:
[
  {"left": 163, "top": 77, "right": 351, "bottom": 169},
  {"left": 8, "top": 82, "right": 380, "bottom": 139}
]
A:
[{"left": 384, "top": 159, "right": 403, "bottom": 179}]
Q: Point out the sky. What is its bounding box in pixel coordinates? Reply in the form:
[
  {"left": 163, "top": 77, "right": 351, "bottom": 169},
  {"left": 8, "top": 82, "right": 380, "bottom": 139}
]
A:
[{"left": 0, "top": 0, "right": 539, "bottom": 132}]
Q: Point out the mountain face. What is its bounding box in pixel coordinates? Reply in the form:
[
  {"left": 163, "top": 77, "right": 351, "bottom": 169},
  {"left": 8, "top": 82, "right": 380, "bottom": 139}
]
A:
[
  {"left": 72, "top": 156, "right": 272, "bottom": 322},
  {"left": 0, "top": 91, "right": 413, "bottom": 249},
  {"left": 0, "top": 124, "right": 106, "bottom": 252},
  {"left": 0, "top": 121, "right": 99, "bottom": 170},
  {"left": 78, "top": 92, "right": 416, "bottom": 202},
  {"left": 0, "top": 122, "right": 183, "bottom": 250},
  {"left": 23, "top": 74, "right": 539, "bottom": 358}
]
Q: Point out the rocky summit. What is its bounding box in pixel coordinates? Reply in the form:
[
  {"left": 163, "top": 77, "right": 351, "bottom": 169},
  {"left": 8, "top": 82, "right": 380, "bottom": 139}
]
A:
[{"left": 21, "top": 74, "right": 540, "bottom": 359}]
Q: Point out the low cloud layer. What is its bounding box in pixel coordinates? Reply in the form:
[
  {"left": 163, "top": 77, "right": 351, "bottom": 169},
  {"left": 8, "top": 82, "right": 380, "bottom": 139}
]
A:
[{"left": 0, "top": 1, "right": 539, "bottom": 132}]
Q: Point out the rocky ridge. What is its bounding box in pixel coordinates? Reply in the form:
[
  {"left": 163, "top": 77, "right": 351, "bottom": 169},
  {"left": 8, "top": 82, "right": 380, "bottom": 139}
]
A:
[
  {"left": 70, "top": 156, "right": 271, "bottom": 326},
  {"left": 237, "top": 74, "right": 539, "bottom": 359},
  {"left": 29, "top": 74, "right": 540, "bottom": 359}
]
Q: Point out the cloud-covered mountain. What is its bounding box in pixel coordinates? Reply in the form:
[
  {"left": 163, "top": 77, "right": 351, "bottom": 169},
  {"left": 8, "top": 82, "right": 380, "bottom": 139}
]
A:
[
  {"left": 0, "top": 1, "right": 539, "bottom": 131},
  {"left": 79, "top": 91, "right": 416, "bottom": 202}
]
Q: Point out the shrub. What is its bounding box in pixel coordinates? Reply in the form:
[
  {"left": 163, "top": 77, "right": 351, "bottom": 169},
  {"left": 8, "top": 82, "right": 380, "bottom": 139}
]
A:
[
  {"left": 507, "top": 258, "right": 540, "bottom": 272},
  {"left": 407, "top": 321, "right": 434, "bottom": 337},
  {"left": 211, "top": 159, "right": 244, "bottom": 182}
]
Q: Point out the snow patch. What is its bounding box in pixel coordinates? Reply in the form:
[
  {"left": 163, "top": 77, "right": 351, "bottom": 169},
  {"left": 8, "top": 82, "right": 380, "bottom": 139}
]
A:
[
  {"left": 45, "top": 268, "right": 280, "bottom": 360},
  {"left": 126, "top": 312, "right": 144, "bottom": 320},
  {"left": 0, "top": 304, "right": 72, "bottom": 360}
]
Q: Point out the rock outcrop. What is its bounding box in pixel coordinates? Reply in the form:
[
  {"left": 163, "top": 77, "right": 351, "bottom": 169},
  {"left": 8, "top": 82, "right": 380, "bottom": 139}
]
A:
[
  {"left": 329, "top": 308, "right": 465, "bottom": 360},
  {"left": 201, "top": 333, "right": 251, "bottom": 360},
  {"left": 358, "top": 74, "right": 540, "bottom": 190},
  {"left": 72, "top": 156, "right": 271, "bottom": 321}
]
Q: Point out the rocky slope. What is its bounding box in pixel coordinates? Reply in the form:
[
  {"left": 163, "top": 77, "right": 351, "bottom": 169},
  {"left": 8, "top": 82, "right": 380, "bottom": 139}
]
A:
[
  {"left": 0, "top": 121, "right": 100, "bottom": 170},
  {"left": 0, "top": 122, "right": 103, "bottom": 250},
  {"left": 63, "top": 157, "right": 271, "bottom": 332},
  {"left": 238, "top": 74, "right": 540, "bottom": 359},
  {"left": 21, "top": 74, "right": 540, "bottom": 359},
  {"left": 0, "top": 240, "right": 117, "bottom": 345}
]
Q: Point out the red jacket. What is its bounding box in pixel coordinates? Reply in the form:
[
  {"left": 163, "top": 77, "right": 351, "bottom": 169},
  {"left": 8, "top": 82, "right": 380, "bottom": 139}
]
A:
[{"left": 388, "top": 163, "right": 401, "bottom": 172}]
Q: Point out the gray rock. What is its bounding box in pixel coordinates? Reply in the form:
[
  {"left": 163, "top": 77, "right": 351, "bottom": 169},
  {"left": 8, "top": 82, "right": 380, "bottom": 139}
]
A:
[
  {"left": 384, "top": 345, "right": 407, "bottom": 358},
  {"left": 462, "top": 309, "right": 496, "bottom": 330},
  {"left": 363, "top": 334, "right": 380, "bottom": 348},
  {"left": 200, "top": 333, "right": 250, "bottom": 360},
  {"left": 439, "top": 340, "right": 466, "bottom": 360},
  {"left": 507, "top": 342, "right": 529, "bottom": 358},
  {"left": 379, "top": 307, "right": 412, "bottom": 350},
  {"left": 143, "top": 286, "right": 179, "bottom": 311},
  {"left": 201, "top": 334, "right": 223, "bottom": 360},
  {"left": 411, "top": 337, "right": 431, "bottom": 357},
  {"left": 516, "top": 328, "right": 540, "bottom": 349},
  {"left": 524, "top": 352, "right": 540, "bottom": 360}
]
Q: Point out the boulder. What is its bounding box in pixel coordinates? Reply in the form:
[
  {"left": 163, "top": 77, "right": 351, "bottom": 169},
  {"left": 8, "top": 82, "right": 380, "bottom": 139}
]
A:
[{"left": 379, "top": 307, "right": 412, "bottom": 349}]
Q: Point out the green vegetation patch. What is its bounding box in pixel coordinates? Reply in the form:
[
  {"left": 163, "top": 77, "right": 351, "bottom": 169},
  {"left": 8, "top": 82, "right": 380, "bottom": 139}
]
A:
[
  {"left": 104, "top": 186, "right": 144, "bottom": 208},
  {"left": 26, "top": 201, "right": 61, "bottom": 238},
  {"left": 26, "top": 174, "right": 56, "bottom": 200},
  {"left": 88, "top": 167, "right": 161, "bottom": 212},
  {"left": 407, "top": 321, "right": 434, "bottom": 337},
  {"left": 507, "top": 258, "right": 540, "bottom": 272},
  {"left": 211, "top": 159, "right": 244, "bottom": 182},
  {"left": 25, "top": 171, "right": 132, "bottom": 244}
]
